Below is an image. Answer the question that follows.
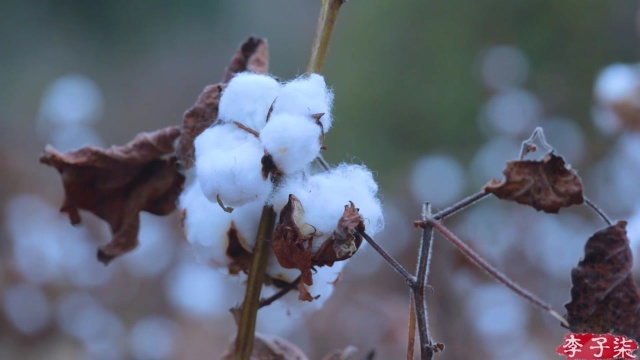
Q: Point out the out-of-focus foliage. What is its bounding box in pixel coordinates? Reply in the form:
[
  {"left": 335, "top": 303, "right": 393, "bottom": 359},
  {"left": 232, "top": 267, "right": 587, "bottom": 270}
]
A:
[{"left": 3, "top": 1, "right": 640, "bottom": 359}]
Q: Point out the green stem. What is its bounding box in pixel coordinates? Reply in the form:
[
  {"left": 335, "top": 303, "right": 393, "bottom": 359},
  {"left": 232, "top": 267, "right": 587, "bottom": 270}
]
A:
[
  {"left": 234, "top": 205, "right": 277, "bottom": 359},
  {"left": 306, "top": 0, "right": 345, "bottom": 73}
]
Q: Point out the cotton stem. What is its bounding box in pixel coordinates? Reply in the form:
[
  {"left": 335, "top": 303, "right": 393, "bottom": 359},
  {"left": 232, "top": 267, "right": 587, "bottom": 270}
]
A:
[
  {"left": 414, "top": 203, "right": 435, "bottom": 359},
  {"left": 426, "top": 218, "right": 569, "bottom": 328},
  {"left": 584, "top": 196, "right": 613, "bottom": 226},
  {"left": 234, "top": 205, "right": 277, "bottom": 359},
  {"left": 306, "top": 0, "right": 345, "bottom": 73},
  {"left": 359, "top": 230, "right": 415, "bottom": 286}
]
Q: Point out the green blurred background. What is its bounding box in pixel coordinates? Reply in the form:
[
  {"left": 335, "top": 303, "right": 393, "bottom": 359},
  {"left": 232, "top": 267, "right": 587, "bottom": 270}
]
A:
[{"left": 2, "top": 1, "right": 640, "bottom": 359}]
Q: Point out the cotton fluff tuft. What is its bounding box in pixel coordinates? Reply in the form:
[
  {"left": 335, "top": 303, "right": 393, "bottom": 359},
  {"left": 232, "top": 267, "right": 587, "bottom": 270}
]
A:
[
  {"left": 195, "top": 123, "right": 271, "bottom": 207},
  {"left": 260, "top": 113, "right": 322, "bottom": 174},
  {"left": 179, "top": 182, "right": 233, "bottom": 266},
  {"left": 218, "top": 73, "right": 280, "bottom": 131},
  {"left": 271, "top": 164, "right": 384, "bottom": 251},
  {"left": 272, "top": 74, "right": 334, "bottom": 131}
]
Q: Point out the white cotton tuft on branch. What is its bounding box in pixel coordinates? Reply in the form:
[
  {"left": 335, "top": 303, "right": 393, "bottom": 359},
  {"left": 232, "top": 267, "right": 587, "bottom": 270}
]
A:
[
  {"left": 272, "top": 74, "right": 334, "bottom": 132},
  {"left": 260, "top": 113, "right": 323, "bottom": 174},
  {"left": 218, "top": 72, "right": 280, "bottom": 131},
  {"left": 194, "top": 123, "right": 271, "bottom": 207},
  {"left": 272, "top": 163, "right": 384, "bottom": 251},
  {"left": 178, "top": 182, "right": 233, "bottom": 267}
]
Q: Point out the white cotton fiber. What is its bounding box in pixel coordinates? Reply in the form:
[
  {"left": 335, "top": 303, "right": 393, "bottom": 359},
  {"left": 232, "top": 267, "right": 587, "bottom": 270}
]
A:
[
  {"left": 230, "top": 199, "right": 265, "bottom": 251},
  {"left": 195, "top": 124, "right": 271, "bottom": 207},
  {"left": 280, "top": 260, "right": 348, "bottom": 312},
  {"left": 179, "top": 182, "right": 233, "bottom": 267},
  {"left": 260, "top": 113, "right": 322, "bottom": 174},
  {"left": 272, "top": 74, "right": 334, "bottom": 131},
  {"left": 272, "top": 164, "right": 384, "bottom": 251},
  {"left": 218, "top": 72, "right": 280, "bottom": 132}
]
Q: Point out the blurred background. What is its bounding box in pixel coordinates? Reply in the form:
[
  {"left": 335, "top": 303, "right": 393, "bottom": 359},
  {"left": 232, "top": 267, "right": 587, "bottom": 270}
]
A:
[{"left": 3, "top": 1, "right": 640, "bottom": 359}]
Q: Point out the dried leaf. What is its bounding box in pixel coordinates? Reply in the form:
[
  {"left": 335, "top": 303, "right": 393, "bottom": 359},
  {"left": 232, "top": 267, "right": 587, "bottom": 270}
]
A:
[
  {"left": 176, "top": 83, "right": 224, "bottom": 169},
  {"left": 176, "top": 36, "right": 270, "bottom": 169},
  {"left": 484, "top": 153, "right": 584, "bottom": 213},
  {"left": 565, "top": 221, "right": 640, "bottom": 342},
  {"left": 219, "top": 332, "right": 309, "bottom": 360},
  {"left": 313, "top": 202, "right": 365, "bottom": 267},
  {"left": 222, "top": 36, "right": 270, "bottom": 83},
  {"left": 40, "top": 126, "right": 185, "bottom": 264},
  {"left": 272, "top": 195, "right": 316, "bottom": 301}
]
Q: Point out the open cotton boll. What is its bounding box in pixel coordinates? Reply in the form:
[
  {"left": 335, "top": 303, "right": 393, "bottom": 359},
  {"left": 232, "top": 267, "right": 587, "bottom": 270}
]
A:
[
  {"left": 272, "top": 74, "right": 334, "bottom": 131},
  {"left": 271, "top": 164, "right": 384, "bottom": 251},
  {"left": 195, "top": 124, "right": 271, "bottom": 207},
  {"left": 305, "top": 164, "right": 384, "bottom": 241},
  {"left": 260, "top": 113, "right": 322, "bottom": 174},
  {"left": 179, "top": 182, "right": 233, "bottom": 267},
  {"left": 218, "top": 72, "right": 280, "bottom": 131}
]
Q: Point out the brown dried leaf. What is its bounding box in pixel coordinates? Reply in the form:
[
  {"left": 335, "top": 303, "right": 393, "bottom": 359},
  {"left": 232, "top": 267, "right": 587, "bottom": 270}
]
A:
[
  {"left": 176, "top": 36, "right": 270, "bottom": 169},
  {"left": 219, "top": 332, "right": 309, "bottom": 360},
  {"left": 176, "top": 83, "right": 224, "bottom": 169},
  {"left": 313, "top": 202, "right": 365, "bottom": 267},
  {"left": 565, "top": 221, "right": 640, "bottom": 342},
  {"left": 222, "top": 36, "right": 270, "bottom": 83},
  {"left": 272, "top": 195, "right": 316, "bottom": 301},
  {"left": 40, "top": 126, "right": 185, "bottom": 264},
  {"left": 484, "top": 153, "right": 584, "bottom": 213}
]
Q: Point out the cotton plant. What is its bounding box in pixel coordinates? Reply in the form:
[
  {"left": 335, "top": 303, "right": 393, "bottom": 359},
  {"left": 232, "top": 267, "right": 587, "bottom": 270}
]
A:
[{"left": 180, "top": 72, "right": 384, "bottom": 306}]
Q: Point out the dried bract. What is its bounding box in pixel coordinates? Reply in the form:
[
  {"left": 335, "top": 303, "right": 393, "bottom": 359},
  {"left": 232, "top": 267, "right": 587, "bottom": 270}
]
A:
[
  {"left": 40, "top": 126, "right": 185, "bottom": 264},
  {"left": 484, "top": 153, "right": 584, "bottom": 213},
  {"left": 313, "top": 202, "right": 365, "bottom": 267}
]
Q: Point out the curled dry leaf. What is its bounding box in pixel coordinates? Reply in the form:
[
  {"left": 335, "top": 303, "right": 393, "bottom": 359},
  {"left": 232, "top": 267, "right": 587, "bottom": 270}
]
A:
[
  {"left": 219, "top": 332, "right": 309, "bottom": 360},
  {"left": 272, "top": 196, "right": 365, "bottom": 301},
  {"left": 565, "top": 221, "right": 640, "bottom": 342},
  {"left": 484, "top": 153, "right": 584, "bottom": 213},
  {"left": 313, "top": 201, "right": 365, "bottom": 267},
  {"left": 40, "top": 126, "right": 185, "bottom": 264},
  {"left": 176, "top": 36, "right": 270, "bottom": 169}
]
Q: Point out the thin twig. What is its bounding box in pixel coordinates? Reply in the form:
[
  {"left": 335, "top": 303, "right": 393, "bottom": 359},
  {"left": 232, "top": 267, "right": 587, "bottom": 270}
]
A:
[
  {"left": 306, "top": 0, "right": 346, "bottom": 73},
  {"left": 258, "top": 276, "right": 301, "bottom": 309},
  {"left": 359, "top": 230, "right": 415, "bottom": 286},
  {"left": 414, "top": 203, "right": 435, "bottom": 360},
  {"left": 426, "top": 218, "right": 570, "bottom": 327},
  {"left": 234, "top": 205, "right": 277, "bottom": 359},
  {"left": 315, "top": 154, "right": 331, "bottom": 170},
  {"left": 407, "top": 295, "right": 416, "bottom": 360},
  {"left": 432, "top": 191, "right": 489, "bottom": 220},
  {"left": 584, "top": 196, "right": 613, "bottom": 226}
]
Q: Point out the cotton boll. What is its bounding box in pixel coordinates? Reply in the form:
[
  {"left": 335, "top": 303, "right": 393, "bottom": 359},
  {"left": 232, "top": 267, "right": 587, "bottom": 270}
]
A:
[
  {"left": 306, "top": 164, "right": 384, "bottom": 239},
  {"left": 195, "top": 124, "right": 271, "bottom": 207},
  {"left": 179, "top": 182, "right": 233, "bottom": 267},
  {"left": 273, "top": 74, "right": 334, "bottom": 131},
  {"left": 218, "top": 72, "right": 280, "bottom": 131},
  {"left": 272, "top": 164, "right": 384, "bottom": 252},
  {"left": 260, "top": 113, "right": 322, "bottom": 174}
]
